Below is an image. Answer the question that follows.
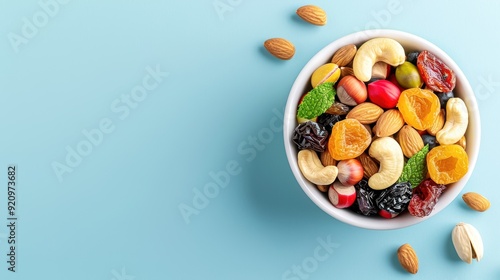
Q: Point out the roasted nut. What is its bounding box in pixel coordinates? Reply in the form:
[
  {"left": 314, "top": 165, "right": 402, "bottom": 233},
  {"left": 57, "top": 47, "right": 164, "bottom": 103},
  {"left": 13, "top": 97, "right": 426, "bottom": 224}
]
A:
[
  {"left": 426, "top": 109, "right": 445, "bottom": 136},
  {"left": 320, "top": 150, "right": 337, "bottom": 166},
  {"left": 436, "top": 98, "right": 468, "bottom": 144},
  {"left": 346, "top": 102, "right": 383, "bottom": 124},
  {"left": 296, "top": 5, "right": 327, "bottom": 26},
  {"left": 311, "top": 63, "right": 341, "bottom": 88},
  {"left": 337, "top": 159, "right": 364, "bottom": 186},
  {"left": 336, "top": 75, "right": 367, "bottom": 106},
  {"left": 456, "top": 135, "right": 467, "bottom": 150},
  {"left": 264, "top": 38, "right": 295, "bottom": 60},
  {"left": 316, "top": 184, "right": 328, "bottom": 192},
  {"left": 368, "top": 137, "right": 404, "bottom": 190},
  {"left": 462, "top": 192, "right": 490, "bottom": 212},
  {"left": 340, "top": 67, "right": 354, "bottom": 78},
  {"left": 352, "top": 38, "right": 406, "bottom": 82},
  {"left": 397, "top": 244, "right": 418, "bottom": 274},
  {"left": 357, "top": 153, "right": 379, "bottom": 178},
  {"left": 331, "top": 44, "right": 357, "bottom": 67},
  {"left": 371, "top": 61, "right": 390, "bottom": 79},
  {"left": 373, "top": 109, "right": 405, "bottom": 137},
  {"left": 452, "top": 222, "right": 484, "bottom": 263},
  {"left": 298, "top": 149, "right": 338, "bottom": 185},
  {"left": 398, "top": 125, "right": 424, "bottom": 158}
]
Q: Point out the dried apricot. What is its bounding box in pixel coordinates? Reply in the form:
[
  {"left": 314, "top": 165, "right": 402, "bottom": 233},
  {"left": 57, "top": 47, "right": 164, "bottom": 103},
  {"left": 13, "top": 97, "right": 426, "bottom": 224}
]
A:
[
  {"left": 426, "top": 144, "right": 468, "bottom": 185},
  {"left": 397, "top": 88, "right": 440, "bottom": 130},
  {"left": 328, "top": 119, "right": 371, "bottom": 160}
]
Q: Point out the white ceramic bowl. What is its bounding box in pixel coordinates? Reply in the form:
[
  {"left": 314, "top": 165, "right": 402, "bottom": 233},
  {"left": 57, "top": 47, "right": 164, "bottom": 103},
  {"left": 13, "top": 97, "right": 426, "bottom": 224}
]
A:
[{"left": 283, "top": 29, "right": 480, "bottom": 230}]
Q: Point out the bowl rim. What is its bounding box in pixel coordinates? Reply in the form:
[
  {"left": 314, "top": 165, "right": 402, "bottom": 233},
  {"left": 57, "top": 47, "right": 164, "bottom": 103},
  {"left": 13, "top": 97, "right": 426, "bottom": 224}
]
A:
[{"left": 283, "top": 29, "right": 481, "bottom": 230}]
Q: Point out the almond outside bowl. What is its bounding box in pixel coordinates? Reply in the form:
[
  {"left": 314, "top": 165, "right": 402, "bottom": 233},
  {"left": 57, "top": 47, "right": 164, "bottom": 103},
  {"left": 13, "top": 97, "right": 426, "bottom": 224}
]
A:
[{"left": 283, "top": 29, "right": 480, "bottom": 230}]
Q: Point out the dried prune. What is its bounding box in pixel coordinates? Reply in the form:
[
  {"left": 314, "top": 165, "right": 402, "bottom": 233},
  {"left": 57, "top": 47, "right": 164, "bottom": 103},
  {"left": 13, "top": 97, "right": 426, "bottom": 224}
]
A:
[
  {"left": 408, "top": 179, "right": 446, "bottom": 217},
  {"left": 317, "top": 113, "right": 343, "bottom": 133},
  {"left": 353, "top": 179, "right": 380, "bottom": 216},
  {"left": 376, "top": 182, "right": 412, "bottom": 214},
  {"left": 292, "top": 121, "right": 329, "bottom": 152},
  {"left": 417, "top": 50, "right": 456, "bottom": 92}
]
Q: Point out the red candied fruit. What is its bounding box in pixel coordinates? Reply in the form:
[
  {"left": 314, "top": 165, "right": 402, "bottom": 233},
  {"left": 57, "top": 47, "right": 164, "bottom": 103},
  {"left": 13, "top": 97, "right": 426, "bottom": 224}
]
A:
[{"left": 417, "top": 50, "right": 456, "bottom": 92}]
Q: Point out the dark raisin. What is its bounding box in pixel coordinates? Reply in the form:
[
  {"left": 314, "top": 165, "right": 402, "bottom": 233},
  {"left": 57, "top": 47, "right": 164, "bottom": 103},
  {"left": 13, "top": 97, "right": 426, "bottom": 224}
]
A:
[
  {"left": 376, "top": 182, "right": 412, "bottom": 214},
  {"left": 316, "top": 113, "right": 344, "bottom": 133},
  {"left": 408, "top": 179, "right": 446, "bottom": 217},
  {"left": 292, "top": 121, "right": 329, "bottom": 152},
  {"left": 422, "top": 134, "right": 438, "bottom": 150},
  {"left": 325, "top": 102, "right": 350, "bottom": 115},
  {"left": 407, "top": 51, "right": 420, "bottom": 65},
  {"left": 353, "top": 179, "right": 380, "bottom": 216},
  {"left": 437, "top": 91, "right": 454, "bottom": 108}
]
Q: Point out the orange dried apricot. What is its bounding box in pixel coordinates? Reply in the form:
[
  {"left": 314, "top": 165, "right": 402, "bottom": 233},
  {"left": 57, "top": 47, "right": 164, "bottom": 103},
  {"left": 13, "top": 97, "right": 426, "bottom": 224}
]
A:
[
  {"left": 328, "top": 119, "right": 371, "bottom": 160},
  {"left": 397, "top": 88, "right": 440, "bottom": 130},
  {"left": 427, "top": 144, "right": 468, "bottom": 185}
]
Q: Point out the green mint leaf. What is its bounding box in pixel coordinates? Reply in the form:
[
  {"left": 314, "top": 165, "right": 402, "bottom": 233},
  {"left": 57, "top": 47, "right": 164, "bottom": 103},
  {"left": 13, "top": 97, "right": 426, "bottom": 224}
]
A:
[
  {"left": 297, "top": 82, "right": 336, "bottom": 119},
  {"left": 398, "top": 144, "right": 430, "bottom": 188}
]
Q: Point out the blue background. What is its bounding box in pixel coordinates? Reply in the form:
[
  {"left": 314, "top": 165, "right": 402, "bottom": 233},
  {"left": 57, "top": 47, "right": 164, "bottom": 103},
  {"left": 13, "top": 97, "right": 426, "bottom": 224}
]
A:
[{"left": 1, "top": 0, "right": 499, "bottom": 279}]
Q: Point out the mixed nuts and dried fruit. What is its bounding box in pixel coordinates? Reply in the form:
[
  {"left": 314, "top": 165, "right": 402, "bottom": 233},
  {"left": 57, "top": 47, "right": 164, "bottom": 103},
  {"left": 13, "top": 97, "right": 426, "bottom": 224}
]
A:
[
  {"left": 264, "top": 3, "right": 490, "bottom": 272},
  {"left": 292, "top": 37, "right": 471, "bottom": 219}
]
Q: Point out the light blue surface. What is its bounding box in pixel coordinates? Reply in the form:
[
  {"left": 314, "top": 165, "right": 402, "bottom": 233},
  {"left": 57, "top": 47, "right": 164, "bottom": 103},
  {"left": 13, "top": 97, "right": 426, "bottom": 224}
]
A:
[{"left": 0, "top": 0, "right": 499, "bottom": 279}]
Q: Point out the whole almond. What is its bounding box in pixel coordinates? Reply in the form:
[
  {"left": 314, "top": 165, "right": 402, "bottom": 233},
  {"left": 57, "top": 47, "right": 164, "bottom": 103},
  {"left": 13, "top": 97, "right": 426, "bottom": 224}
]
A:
[
  {"left": 296, "top": 5, "right": 327, "bottom": 26},
  {"left": 456, "top": 135, "right": 467, "bottom": 150},
  {"left": 331, "top": 44, "right": 357, "bottom": 67},
  {"left": 398, "top": 125, "right": 425, "bottom": 158},
  {"left": 397, "top": 244, "right": 419, "bottom": 274},
  {"left": 373, "top": 109, "right": 405, "bottom": 137},
  {"left": 346, "top": 102, "right": 384, "bottom": 124},
  {"left": 462, "top": 192, "right": 490, "bottom": 212},
  {"left": 320, "top": 150, "right": 337, "bottom": 167},
  {"left": 264, "top": 38, "right": 295, "bottom": 60},
  {"left": 340, "top": 67, "right": 355, "bottom": 78},
  {"left": 357, "top": 153, "right": 379, "bottom": 178},
  {"left": 316, "top": 184, "right": 329, "bottom": 192},
  {"left": 426, "top": 109, "right": 445, "bottom": 136}
]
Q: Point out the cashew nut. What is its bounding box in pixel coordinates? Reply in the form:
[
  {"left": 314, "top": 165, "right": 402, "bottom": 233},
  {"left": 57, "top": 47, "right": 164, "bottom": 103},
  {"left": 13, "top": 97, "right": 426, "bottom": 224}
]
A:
[
  {"left": 368, "top": 137, "right": 404, "bottom": 190},
  {"left": 298, "top": 149, "right": 338, "bottom": 185},
  {"left": 353, "top": 38, "right": 406, "bottom": 82},
  {"left": 436, "top": 98, "right": 469, "bottom": 145}
]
